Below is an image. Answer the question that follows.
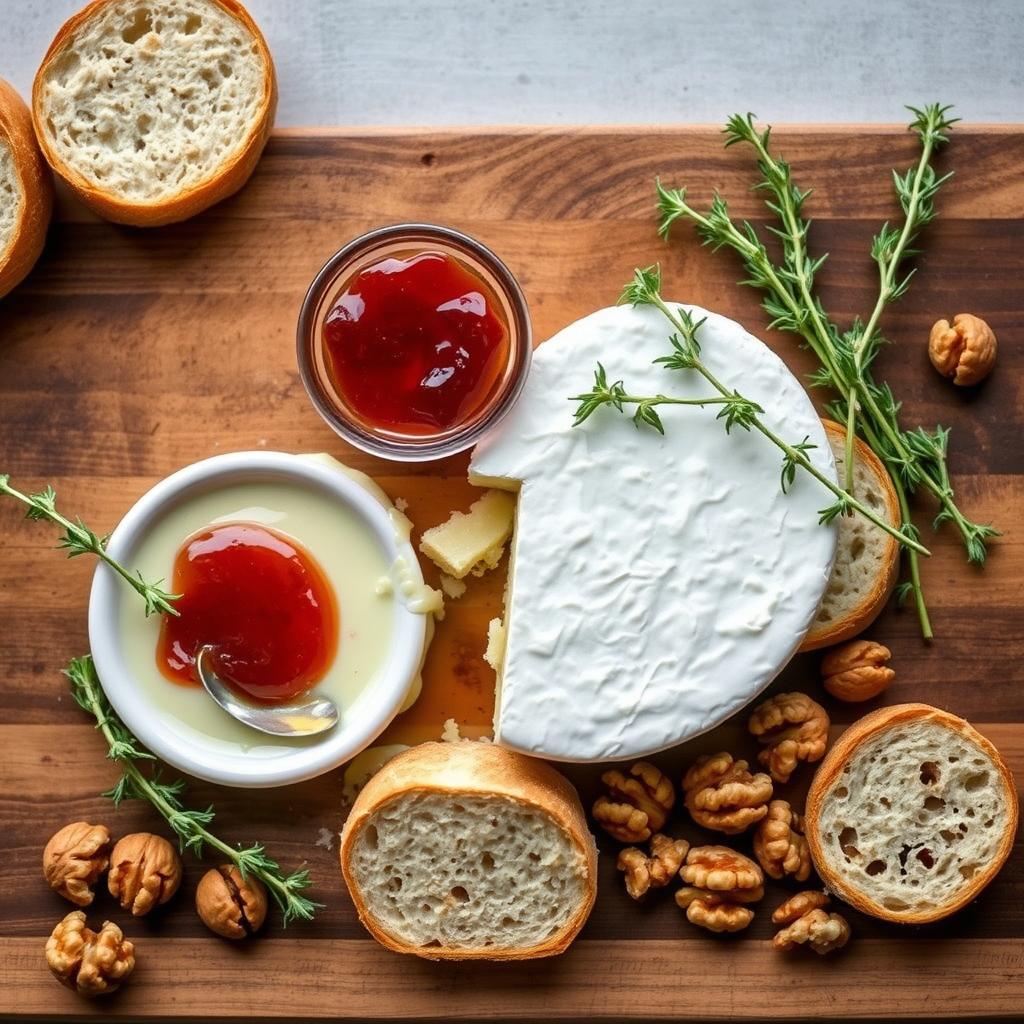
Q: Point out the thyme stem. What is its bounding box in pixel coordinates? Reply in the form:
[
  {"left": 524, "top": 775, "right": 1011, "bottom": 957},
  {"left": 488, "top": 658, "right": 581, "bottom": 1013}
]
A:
[
  {"left": 67, "top": 656, "right": 321, "bottom": 925},
  {"left": 655, "top": 103, "right": 998, "bottom": 635},
  {"left": 0, "top": 475, "right": 180, "bottom": 617}
]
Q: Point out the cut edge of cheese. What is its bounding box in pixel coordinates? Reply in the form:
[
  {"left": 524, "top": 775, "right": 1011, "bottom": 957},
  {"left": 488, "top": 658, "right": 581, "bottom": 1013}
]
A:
[{"left": 418, "top": 489, "right": 516, "bottom": 579}]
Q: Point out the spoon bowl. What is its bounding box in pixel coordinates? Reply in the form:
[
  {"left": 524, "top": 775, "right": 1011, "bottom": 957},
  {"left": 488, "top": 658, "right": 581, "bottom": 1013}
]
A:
[{"left": 195, "top": 645, "right": 339, "bottom": 738}]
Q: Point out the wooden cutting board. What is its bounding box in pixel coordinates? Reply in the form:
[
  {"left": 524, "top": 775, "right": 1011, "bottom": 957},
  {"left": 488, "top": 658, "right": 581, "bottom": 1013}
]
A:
[{"left": 0, "top": 126, "right": 1022, "bottom": 1022}]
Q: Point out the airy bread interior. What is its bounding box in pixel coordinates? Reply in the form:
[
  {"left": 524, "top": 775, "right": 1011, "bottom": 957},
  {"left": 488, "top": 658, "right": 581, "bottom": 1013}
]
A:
[
  {"left": 348, "top": 790, "right": 590, "bottom": 952},
  {"left": 36, "top": 0, "right": 267, "bottom": 202},
  {"left": 810, "top": 429, "right": 895, "bottom": 634},
  {"left": 816, "top": 720, "right": 1011, "bottom": 915},
  {"left": 0, "top": 138, "right": 20, "bottom": 259}
]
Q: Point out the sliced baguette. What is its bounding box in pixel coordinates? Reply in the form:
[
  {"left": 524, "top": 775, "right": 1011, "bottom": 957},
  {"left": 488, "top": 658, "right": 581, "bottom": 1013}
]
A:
[
  {"left": 800, "top": 419, "right": 900, "bottom": 651},
  {"left": 805, "top": 703, "right": 1018, "bottom": 924},
  {"left": 340, "top": 741, "right": 597, "bottom": 960},
  {"left": 32, "top": 0, "right": 276, "bottom": 226},
  {"left": 0, "top": 78, "right": 53, "bottom": 298}
]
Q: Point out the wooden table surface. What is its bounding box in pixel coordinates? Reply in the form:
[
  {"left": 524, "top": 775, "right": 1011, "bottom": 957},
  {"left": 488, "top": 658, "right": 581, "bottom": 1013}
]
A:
[{"left": 0, "top": 126, "right": 1021, "bottom": 1022}]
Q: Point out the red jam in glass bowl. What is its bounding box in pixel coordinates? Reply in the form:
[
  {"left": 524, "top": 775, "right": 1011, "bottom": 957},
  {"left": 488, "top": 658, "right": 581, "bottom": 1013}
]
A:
[
  {"left": 157, "top": 522, "right": 338, "bottom": 704},
  {"left": 298, "top": 224, "right": 531, "bottom": 461},
  {"left": 323, "top": 250, "right": 511, "bottom": 435}
]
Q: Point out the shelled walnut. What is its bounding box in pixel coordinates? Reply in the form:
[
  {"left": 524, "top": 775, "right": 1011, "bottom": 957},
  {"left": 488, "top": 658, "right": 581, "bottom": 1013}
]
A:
[
  {"left": 675, "top": 845, "right": 764, "bottom": 933},
  {"left": 42, "top": 822, "right": 111, "bottom": 907},
  {"left": 107, "top": 832, "right": 182, "bottom": 916},
  {"left": 616, "top": 834, "right": 690, "bottom": 900},
  {"left": 748, "top": 692, "right": 830, "bottom": 783},
  {"left": 592, "top": 761, "right": 675, "bottom": 842},
  {"left": 928, "top": 313, "right": 997, "bottom": 386},
  {"left": 772, "top": 891, "right": 851, "bottom": 955},
  {"left": 196, "top": 864, "right": 269, "bottom": 939},
  {"left": 821, "top": 640, "right": 895, "bottom": 702},
  {"left": 682, "top": 751, "right": 772, "bottom": 833},
  {"left": 753, "top": 800, "right": 812, "bottom": 882},
  {"left": 45, "top": 911, "right": 135, "bottom": 997}
]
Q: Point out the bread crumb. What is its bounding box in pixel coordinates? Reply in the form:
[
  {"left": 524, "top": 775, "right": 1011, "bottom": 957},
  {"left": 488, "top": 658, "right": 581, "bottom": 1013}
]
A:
[
  {"left": 394, "top": 497, "right": 409, "bottom": 512},
  {"left": 441, "top": 718, "right": 462, "bottom": 743},
  {"left": 314, "top": 828, "right": 336, "bottom": 851},
  {"left": 439, "top": 574, "right": 467, "bottom": 600}
]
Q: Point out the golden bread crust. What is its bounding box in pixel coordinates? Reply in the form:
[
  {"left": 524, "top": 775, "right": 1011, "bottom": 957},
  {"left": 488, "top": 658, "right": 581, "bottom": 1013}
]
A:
[
  {"left": 805, "top": 703, "right": 1018, "bottom": 923},
  {"left": 0, "top": 77, "right": 53, "bottom": 298},
  {"left": 339, "top": 741, "right": 598, "bottom": 960},
  {"left": 31, "top": 0, "right": 276, "bottom": 227},
  {"left": 800, "top": 419, "right": 900, "bottom": 651}
]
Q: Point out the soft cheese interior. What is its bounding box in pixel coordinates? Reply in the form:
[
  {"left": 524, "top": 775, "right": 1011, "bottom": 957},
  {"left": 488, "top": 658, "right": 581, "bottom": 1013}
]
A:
[{"left": 470, "top": 303, "right": 838, "bottom": 762}]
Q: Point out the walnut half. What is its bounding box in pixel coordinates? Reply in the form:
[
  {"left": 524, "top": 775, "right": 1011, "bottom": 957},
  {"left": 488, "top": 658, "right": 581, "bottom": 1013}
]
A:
[
  {"left": 821, "top": 639, "right": 895, "bottom": 702},
  {"left": 675, "top": 845, "right": 764, "bottom": 933},
  {"left": 748, "top": 692, "right": 830, "bottom": 783},
  {"left": 617, "top": 834, "right": 690, "bottom": 900},
  {"left": 592, "top": 761, "right": 675, "bottom": 843},
  {"left": 682, "top": 751, "right": 773, "bottom": 834},
  {"left": 772, "top": 891, "right": 851, "bottom": 955},
  {"left": 196, "top": 865, "right": 269, "bottom": 939},
  {"left": 753, "top": 800, "right": 812, "bottom": 882},
  {"left": 42, "top": 822, "right": 111, "bottom": 907},
  {"left": 45, "top": 911, "right": 135, "bottom": 997},
  {"left": 929, "top": 313, "right": 997, "bottom": 386},
  {"left": 107, "top": 832, "right": 182, "bottom": 916}
]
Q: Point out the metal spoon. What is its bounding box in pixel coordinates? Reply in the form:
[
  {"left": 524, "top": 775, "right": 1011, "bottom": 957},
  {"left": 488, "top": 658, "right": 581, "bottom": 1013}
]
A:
[{"left": 195, "top": 645, "right": 339, "bottom": 737}]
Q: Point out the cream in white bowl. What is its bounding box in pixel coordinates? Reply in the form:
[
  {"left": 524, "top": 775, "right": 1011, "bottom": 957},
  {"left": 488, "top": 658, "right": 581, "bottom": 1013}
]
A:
[{"left": 88, "top": 451, "right": 434, "bottom": 788}]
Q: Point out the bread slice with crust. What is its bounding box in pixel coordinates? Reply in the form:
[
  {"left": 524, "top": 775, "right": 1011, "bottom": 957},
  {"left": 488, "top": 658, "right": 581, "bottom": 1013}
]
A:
[
  {"left": 805, "top": 703, "right": 1018, "bottom": 924},
  {"left": 801, "top": 419, "right": 900, "bottom": 651},
  {"left": 0, "top": 78, "right": 53, "bottom": 298},
  {"left": 33, "top": 0, "right": 276, "bottom": 226},
  {"left": 340, "top": 741, "right": 597, "bottom": 960}
]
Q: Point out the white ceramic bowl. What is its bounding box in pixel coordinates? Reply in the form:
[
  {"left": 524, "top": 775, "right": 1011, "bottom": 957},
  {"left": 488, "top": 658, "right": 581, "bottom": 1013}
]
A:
[{"left": 88, "top": 451, "right": 428, "bottom": 788}]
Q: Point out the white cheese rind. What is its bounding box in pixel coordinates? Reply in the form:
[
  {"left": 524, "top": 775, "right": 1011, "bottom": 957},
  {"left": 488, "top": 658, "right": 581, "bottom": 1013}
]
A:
[{"left": 470, "top": 303, "right": 837, "bottom": 762}]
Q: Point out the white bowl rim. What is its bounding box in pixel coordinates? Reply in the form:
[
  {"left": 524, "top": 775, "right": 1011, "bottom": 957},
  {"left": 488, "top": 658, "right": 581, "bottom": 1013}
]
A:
[{"left": 88, "top": 450, "right": 427, "bottom": 788}]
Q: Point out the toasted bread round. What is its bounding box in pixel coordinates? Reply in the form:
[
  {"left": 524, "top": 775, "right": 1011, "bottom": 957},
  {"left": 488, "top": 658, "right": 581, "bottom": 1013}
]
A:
[
  {"left": 32, "top": 0, "right": 276, "bottom": 226},
  {"left": 805, "top": 703, "right": 1018, "bottom": 924},
  {"left": 340, "top": 741, "right": 598, "bottom": 960},
  {"left": 0, "top": 78, "right": 53, "bottom": 298},
  {"left": 800, "top": 420, "right": 900, "bottom": 651}
]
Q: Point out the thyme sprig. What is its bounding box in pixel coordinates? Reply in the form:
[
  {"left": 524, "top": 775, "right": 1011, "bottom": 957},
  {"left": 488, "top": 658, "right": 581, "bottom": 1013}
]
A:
[
  {"left": 655, "top": 103, "right": 998, "bottom": 638},
  {"left": 572, "top": 266, "right": 929, "bottom": 556},
  {"left": 0, "top": 477, "right": 319, "bottom": 923},
  {"left": 571, "top": 362, "right": 738, "bottom": 435},
  {"left": 0, "top": 475, "right": 180, "bottom": 617},
  {"left": 66, "top": 655, "right": 321, "bottom": 926}
]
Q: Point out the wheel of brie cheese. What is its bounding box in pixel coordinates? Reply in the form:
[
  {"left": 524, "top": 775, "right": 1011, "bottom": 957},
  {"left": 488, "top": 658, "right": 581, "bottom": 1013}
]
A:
[{"left": 470, "top": 303, "right": 838, "bottom": 762}]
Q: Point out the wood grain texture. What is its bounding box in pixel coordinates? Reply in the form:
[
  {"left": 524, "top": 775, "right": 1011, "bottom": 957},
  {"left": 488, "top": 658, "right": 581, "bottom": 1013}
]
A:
[{"left": 0, "top": 127, "right": 1021, "bottom": 1021}]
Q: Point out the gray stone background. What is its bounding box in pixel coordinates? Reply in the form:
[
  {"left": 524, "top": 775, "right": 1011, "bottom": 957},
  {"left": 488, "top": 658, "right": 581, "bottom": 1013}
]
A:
[{"left": 2, "top": 0, "right": 1021, "bottom": 125}]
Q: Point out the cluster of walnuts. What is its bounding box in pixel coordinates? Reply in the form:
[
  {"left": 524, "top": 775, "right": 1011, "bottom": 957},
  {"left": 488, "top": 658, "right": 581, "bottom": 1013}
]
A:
[
  {"left": 591, "top": 689, "right": 851, "bottom": 954},
  {"left": 41, "top": 821, "right": 268, "bottom": 998}
]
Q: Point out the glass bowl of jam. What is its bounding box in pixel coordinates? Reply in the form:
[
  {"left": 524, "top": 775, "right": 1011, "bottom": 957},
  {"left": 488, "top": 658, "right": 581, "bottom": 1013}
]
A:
[{"left": 297, "top": 224, "right": 532, "bottom": 461}]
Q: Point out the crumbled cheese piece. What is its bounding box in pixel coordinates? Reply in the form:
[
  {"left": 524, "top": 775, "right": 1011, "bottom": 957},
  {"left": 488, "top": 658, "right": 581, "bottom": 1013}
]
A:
[
  {"left": 394, "top": 497, "right": 409, "bottom": 512},
  {"left": 440, "top": 718, "right": 462, "bottom": 743},
  {"left": 439, "top": 574, "right": 467, "bottom": 600},
  {"left": 419, "top": 489, "right": 515, "bottom": 579},
  {"left": 483, "top": 617, "right": 506, "bottom": 673},
  {"left": 314, "top": 828, "right": 336, "bottom": 851}
]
